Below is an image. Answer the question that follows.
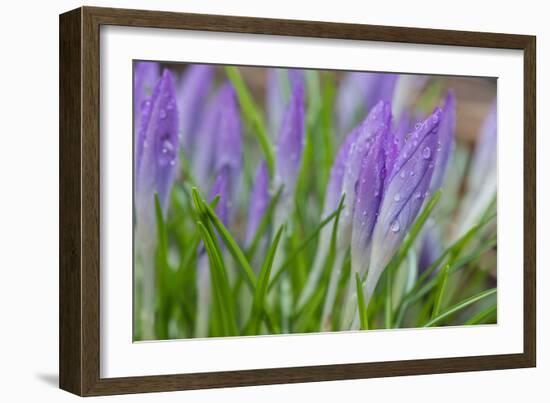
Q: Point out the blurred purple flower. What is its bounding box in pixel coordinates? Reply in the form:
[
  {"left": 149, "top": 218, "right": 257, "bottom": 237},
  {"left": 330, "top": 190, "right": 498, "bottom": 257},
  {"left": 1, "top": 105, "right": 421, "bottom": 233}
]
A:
[
  {"left": 246, "top": 162, "right": 270, "bottom": 246},
  {"left": 193, "top": 82, "right": 242, "bottom": 189},
  {"left": 267, "top": 68, "right": 305, "bottom": 139},
  {"left": 336, "top": 72, "right": 397, "bottom": 134},
  {"left": 418, "top": 225, "right": 443, "bottom": 273},
  {"left": 178, "top": 64, "right": 214, "bottom": 153},
  {"left": 134, "top": 61, "right": 159, "bottom": 134},
  {"left": 274, "top": 82, "right": 305, "bottom": 199}
]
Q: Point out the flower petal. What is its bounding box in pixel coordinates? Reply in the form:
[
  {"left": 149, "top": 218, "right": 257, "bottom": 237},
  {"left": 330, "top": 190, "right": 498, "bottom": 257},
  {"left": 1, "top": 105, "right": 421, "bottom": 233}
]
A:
[
  {"left": 136, "top": 68, "right": 180, "bottom": 213},
  {"left": 178, "top": 64, "right": 214, "bottom": 153},
  {"left": 368, "top": 107, "right": 443, "bottom": 298},
  {"left": 275, "top": 82, "right": 305, "bottom": 198},
  {"left": 430, "top": 92, "right": 456, "bottom": 192}
]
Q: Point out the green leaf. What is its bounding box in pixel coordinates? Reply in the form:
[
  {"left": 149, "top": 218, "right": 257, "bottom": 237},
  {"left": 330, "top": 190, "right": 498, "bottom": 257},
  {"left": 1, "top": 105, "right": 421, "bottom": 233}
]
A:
[
  {"left": 385, "top": 270, "right": 393, "bottom": 328},
  {"left": 355, "top": 273, "right": 369, "bottom": 330},
  {"left": 246, "top": 186, "right": 283, "bottom": 260},
  {"left": 465, "top": 303, "right": 497, "bottom": 325},
  {"left": 245, "top": 225, "right": 285, "bottom": 335},
  {"left": 225, "top": 66, "right": 275, "bottom": 178},
  {"left": 196, "top": 221, "right": 239, "bottom": 336},
  {"left": 423, "top": 288, "right": 497, "bottom": 327},
  {"left": 192, "top": 187, "right": 258, "bottom": 291},
  {"left": 431, "top": 264, "right": 450, "bottom": 319},
  {"left": 269, "top": 201, "right": 344, "bottom": 291}
]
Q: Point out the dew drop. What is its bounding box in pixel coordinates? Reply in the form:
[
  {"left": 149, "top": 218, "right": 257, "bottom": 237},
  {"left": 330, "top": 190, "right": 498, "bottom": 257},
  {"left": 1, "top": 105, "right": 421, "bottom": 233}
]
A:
[
  {"left": 400, "top": 170, "right": 406, "bottom": 179},
  {"left": 422, "top": 147, "right": 431, "bottom": 159},
  {"left": 432, "top": 114, "right": 439, "bottom": 124},
  {"left": 374, "top": 190, "right": 380, "bottom": 197},
  {"left": 415, "top": 122, "right": 421, "bottom": 130},
  {"left": 410, "top": 170, "right": 415, "bottom": 177},
  {"left": 159, "top": 108, "right": 167, "bottom": 119},
  {"left": 390, "top": 220, "right": 400, "bottom": 233},
  {"left": 414, "top": 191, "right": 421, "bottom": 199},
  {"left": 394, "top": 193, "right": 401, "bottom": 202}
]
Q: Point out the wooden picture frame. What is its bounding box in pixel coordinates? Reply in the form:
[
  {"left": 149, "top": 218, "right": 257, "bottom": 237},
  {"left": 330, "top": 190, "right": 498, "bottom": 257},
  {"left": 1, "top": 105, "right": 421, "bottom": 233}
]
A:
[{"left": 59, "top": 6, "right": 536, "bottom": 396}]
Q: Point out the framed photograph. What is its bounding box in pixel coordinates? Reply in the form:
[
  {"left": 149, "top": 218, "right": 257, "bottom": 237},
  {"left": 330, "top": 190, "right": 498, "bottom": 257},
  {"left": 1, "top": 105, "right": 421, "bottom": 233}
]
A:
[{"left": 59, "top": 6, "right": 536, "bottom": 396}]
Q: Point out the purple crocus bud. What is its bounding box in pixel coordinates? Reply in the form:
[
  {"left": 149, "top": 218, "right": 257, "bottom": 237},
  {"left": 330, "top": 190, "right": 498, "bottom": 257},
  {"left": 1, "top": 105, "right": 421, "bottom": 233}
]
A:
[
  {"left": 350, "top": 125, "right": 389, "bottom": 277},
  {"left": 297, "top": 128, "right": 360, "bottom": 309},
  {"left": 429, "top": 92, "right": 456, "bottom": 192},
  {"left": 193, "top": 82, "right": 242, "bottom": 189},
  {"left": 214, "top": 83, "right": 242, "bottom": 183},
  {"left": 336, "top": 72, "right": 397, "bottom": 134},
  {"left": 274, "top": 82, "right": 305, "bottom": 199},
  {"left": 136, "top": 68, "right": 180, "bottom": 213},
  {"left": 134, "top": 68, "right": 179, "bottom": 340},
  {"left": 134, "top": 61, "right": 159, "bottom": 133},
  {"left": 267, "top": 68, "right": 305, "bottom": 139},
  {"left": 178, "top": 64, "right": 214, "bottom": 153},
  {"left": 245, "top": 162, "right": 270, "bottom": 245},
  {"left": 367, "top": 107, "right": 443, "bottom": 302}
]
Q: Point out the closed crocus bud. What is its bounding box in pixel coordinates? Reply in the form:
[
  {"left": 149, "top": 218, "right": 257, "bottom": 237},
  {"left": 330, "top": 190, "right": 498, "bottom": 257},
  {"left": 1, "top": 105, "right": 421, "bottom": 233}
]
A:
[
  {"left": 193, "top": 82, "right": 241, "bottom": 189},
  {"left": 178, "top": 64, "right": 214, "bottom": 153},
  {"left": 274, "top": 82, "right": 305, "bottom": 201},
  {"left": 134, "top": 68, "right": 179, "bottom": 340},
  {"left": 267, "top": 68, "right": 305, "bottom": 139},
  {"left": 297, "top": 128, "right": 360, "bottom": 309},
  {"left": 134, "top": 61, "right": 159, "bottom": 134},
  {"left": 367, "top": 107, "right": 443, "bottom": 304},
  {"left": 246, "top": 162, "right": 270, "bottom": 246},
  {"left": 336, "top": 73, "right": 397, "bottom": 135},
  {"left": 319, "top": 102, "right": 391, "bottom": 328}
]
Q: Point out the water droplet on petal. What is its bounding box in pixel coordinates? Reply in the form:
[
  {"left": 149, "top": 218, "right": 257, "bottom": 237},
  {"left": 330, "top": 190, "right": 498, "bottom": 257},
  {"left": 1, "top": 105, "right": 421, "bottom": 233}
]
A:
[
  {"left": 414, "top": 191, "right": 421, "bottom": 199},
  {"left": 432, "top": 114, "right": 439, "bottom": 124},
  {"left": 394, "top": 193, "right": 401, "bottom": 202},
  {"left": 422, "top": 147, "right": 431, "bottom": 159},
  {"left": 400, "top": 170, "right": 406, "bottom": 179},
  {"left": 415, "top": 122, "right": 421, "bottom": 130},
  {"left": 159, "top": 108, "right": 167, "bottom": 119},
  {"left": 410, "top": 170, "right": 415, "bottom": 177},
  {"left": 390, "top": 220, "right": 400, "bottom": 233}
]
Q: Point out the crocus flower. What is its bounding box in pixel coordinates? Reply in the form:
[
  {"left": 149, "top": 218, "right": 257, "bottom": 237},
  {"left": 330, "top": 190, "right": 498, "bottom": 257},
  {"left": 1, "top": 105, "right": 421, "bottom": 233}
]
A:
[
  {"left": 194, "top": 84, "right": 242, "bottom": 338},
  {"left": 336, "top": 72, "right": 397, "bottom": 135},
  {"left": 177, "top": 64, "right": 214, "bottom": 153},
  {"left": 134, "top": 68, "right": 179, "bottom": 339},
  {"left": 297, "top": 127, "right": 360, "bottom": 309},
  {"left": 193, "top": 82, "right": 241, "bottom": 189},
  {"left": 245, "top": 162, "right": 270, "bottom": 246},
  {"left": 134, "top": 61, "right": 159, "bottom": 135},
  {"left": 271, "top": 82, "right": 305, "bottom": 282},
  {"left": 274, "top": 82, "right": 305, "bottom": 202},
  {"left": 267, "top": 68, "right": 305, "bottom": 139},
  {"left": 365, "top": 107, "right": 443, "bottom": 305},
  {"left": 319, "top": 102, "right": 392, "bottom": 326}
]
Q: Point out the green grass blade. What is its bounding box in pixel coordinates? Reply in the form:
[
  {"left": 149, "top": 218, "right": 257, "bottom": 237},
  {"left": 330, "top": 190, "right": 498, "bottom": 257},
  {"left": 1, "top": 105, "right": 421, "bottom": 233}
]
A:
[
  {"left": 246, "top": 186, "right": 283, "bottom": 260},
  {"left": 355, "top": 273, "right": 369, "bottom": 330},
  {"left": 154, "top": 192, "right": 168, "bottom": 257},
  {"left": 384, "top": 270, "right": 393, "bottom": 328},
  {"left": 245, "top": 225, "right": 285, "bottom": 335},
  {"left": 193, "top": 188, "right": 258, "bottom": 291},
  {"left": 269, "top": 203, "right": 343, "bottom": 291},
  {"left": 465, "top": 303, "right": 497, "bottom": 325},
  {"left": 196, "top": 221, "right": 239, "bottom": 336},
  {"left": 225, "top": 66, "right": 275, "bottom": 177},
  {"left": 431, "top": 264, "right": 450, "bottom": 319},
  {"left": 423, "top": 288, "right": 497, "bottom": 327}
]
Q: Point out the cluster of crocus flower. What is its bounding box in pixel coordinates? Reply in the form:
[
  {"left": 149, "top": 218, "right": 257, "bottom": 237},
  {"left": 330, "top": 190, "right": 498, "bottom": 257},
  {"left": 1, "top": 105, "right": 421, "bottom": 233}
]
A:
[{"left": 134, "top": 61, "right": 496, "bottom": 339}]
